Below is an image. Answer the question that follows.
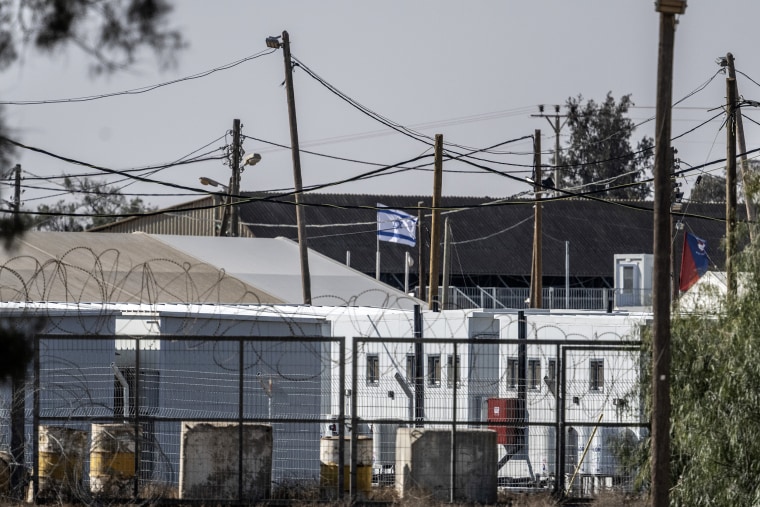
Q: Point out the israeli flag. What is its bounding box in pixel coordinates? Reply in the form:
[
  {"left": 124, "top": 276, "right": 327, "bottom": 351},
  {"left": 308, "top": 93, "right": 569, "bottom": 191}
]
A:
[{"left": 377, "top": 204, "right": 417, "bottom": 247}]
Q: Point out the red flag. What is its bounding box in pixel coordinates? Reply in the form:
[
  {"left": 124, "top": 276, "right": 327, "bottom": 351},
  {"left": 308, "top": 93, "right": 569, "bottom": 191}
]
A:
[{"left": 679, "top": 231, "right": 709, "bottom": 292}]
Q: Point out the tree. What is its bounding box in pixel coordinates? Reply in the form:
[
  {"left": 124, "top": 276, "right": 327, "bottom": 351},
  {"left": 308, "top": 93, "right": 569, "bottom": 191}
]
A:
[
  {"left": 0, "top": 0, "right": 184, "bottom": 180},
  {"left": 33, "top": 177, "right": 156, "bottom": 231},
  {"left": 689, "top": 173, "right": 726, "bottom": 203},
  {"left": 560, "top": 93, "right": 654, "bottom": 200},
  {"left": 0, "top": 1, "right": 184, "bottom": 383}
]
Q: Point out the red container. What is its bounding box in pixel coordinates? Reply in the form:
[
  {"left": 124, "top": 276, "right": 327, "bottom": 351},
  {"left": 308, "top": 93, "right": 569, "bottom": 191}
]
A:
[{"left": 487, "top": 398, "right": 524, "bottom": 445}]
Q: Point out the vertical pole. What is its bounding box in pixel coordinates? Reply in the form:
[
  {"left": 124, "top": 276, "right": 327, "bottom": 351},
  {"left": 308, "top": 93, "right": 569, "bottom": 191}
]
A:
[
  {"left": 428, "top": 135, "right": 444, "bottom": 310},
  {"left": 238, "top": 337, "right": 244, "bottom": 502},
  {"left": 651, "top": 5, "right": 683, "bottom": 505},
  {"left": 230, "top": 119, "right": 242, "bottom": 237},
  {"left": 414, "top": 305, "right": 424, "bottom": 426},
  {"left": 530, "top": 131, "right": 543, "bottom": 308},
  {"left": 517, "top": 311, "right": 527, "bottom": 456},
  {"left": 565, "top": 241, "right": 570, "bottom": 309},
  {"left": 134, "top": 338, "right": 141, "bottom": 500},
  {"left": 32, "top": 335, "right": 40, "bottom": 501},
  {"left": 338, "top": 339, "right": 346, "bottom": 498},
  {"left": 726, "top": 53, "right": 756, "bottom": 241},
  {"left": 404, "top": 251, "right": 411, "bottom": 295},
  {"left": 441, "top": 218, "right": 451, "bottom": 309},
  {"left": 375, "top": 228, "right": 381, "bottom": 280},
  {"left": 555, "top": 343, "right": 564, "bottom": 496},
  {"left": 350, "top": 338, "right": 358, "bottom": 499},
  {"left": 281, "top": 30, "right": 312, "bottom": 304},
  {"left": 417, "top": 201, "right": 425, "bottom": 300},
  {"left": 554, "top": 107, "right": 561, "bottom": 197},
  {"left": 13, "top": 164, "right": 21, "bottom": 223},
  {"left": 10, "top": 359, "right": 25, "bottom": 500},
  {"left": 670, "top": 147, "right": 679, "bottom": 302},
  {"left": 450, "top": 342, "right": 458, "bottom": 503},
  {"left": 8, "top": 166, "right": 26, "bottom": 497},
  {"left": 726, "top": 77, "right": 737, "bottom": 297}
]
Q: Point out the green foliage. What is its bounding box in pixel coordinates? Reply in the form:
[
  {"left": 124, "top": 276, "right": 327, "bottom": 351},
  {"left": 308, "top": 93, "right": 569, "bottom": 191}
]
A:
[
  {"left": 665, "top": 240, "right": 760, "bottom": 505},
  {"left": 33, "top": 176, "right": 155, "bottom": 231},
  {"left": 689, "top": 173, "right": 726, "bottom": 203},
  {"left": 560, "top": 93, "right": 654, "bottom": 200},
  {"left": 0, "top": 2, "right": 183, "bottom": 382}
]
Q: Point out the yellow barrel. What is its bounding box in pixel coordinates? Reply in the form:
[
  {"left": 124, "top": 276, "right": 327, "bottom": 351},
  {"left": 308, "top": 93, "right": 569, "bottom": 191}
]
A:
[
  {"left": 320, "top": 436, "right": 372, "bottom": 496},
  {"left": 38, "top": 426, "right": 87, "bottom": 499},
  {"left": 89, "top": 424, "right": 136, "bottom": 496}
]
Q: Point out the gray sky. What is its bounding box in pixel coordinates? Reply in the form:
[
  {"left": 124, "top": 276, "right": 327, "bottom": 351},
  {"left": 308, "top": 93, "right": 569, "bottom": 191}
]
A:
[{"left": 3, "top": 1, "right": 758, "bottom": 212}]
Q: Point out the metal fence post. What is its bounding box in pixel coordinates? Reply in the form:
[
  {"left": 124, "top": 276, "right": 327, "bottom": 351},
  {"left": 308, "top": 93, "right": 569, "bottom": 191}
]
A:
[
  {"left": 338, "top": 338, "right": 346, "bottom": 497},
  {"left": 450, "top": 342, "right": 458, "bottom": 503},
  {"left": 238, "top": 336, "right": 244, "bottom": 502},
  {"left": 134, "top": 337, "right": 141, "bottom": 500},
  {"left": 350, "top": 337, "right": 358, "bottom": 499}
]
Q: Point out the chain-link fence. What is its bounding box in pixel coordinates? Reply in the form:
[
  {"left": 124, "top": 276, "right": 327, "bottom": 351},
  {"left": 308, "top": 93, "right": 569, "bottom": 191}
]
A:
[{"left": 0, "top": 333, "right": 645, "bottom": 504}]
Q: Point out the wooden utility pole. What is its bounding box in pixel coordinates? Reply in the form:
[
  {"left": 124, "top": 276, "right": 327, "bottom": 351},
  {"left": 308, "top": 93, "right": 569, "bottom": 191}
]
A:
[
  {"left": 9, "top": 163, "right": 24, "bottom": 500},
  {"left": 427, "top": 134, "right": 443, "bottom": 310},
  {"left": 281, "top": 30, "right": 312, "bottom": 305},
  {"left": 417, "top": 201, "right": 426, "bottom": 300},
  {"left": 531, "top": 105, "right": 567, "bottom": 196},
  {"left": 725, "top": 53, "right": 756, "bottom": 241},
  {"left": 651, "top": 2, "right": 685, "bottom": 506},
  {"left": 726, "top": 77, "right": 737, "bottom": 297},
  {"left": 230, "top": 119, "right": 242, "bottom": 237},
  {"left": 529, "top": 130, "right": 543, "bottom": 309},
  {"left": 441, "top": 217, "right": 451, "bottom": 310}
]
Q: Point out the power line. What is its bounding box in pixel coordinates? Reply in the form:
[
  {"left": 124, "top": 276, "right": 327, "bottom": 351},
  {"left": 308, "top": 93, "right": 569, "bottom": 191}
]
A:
[{"left": 0, "top": 50, "right": 276, "bottom": 105}]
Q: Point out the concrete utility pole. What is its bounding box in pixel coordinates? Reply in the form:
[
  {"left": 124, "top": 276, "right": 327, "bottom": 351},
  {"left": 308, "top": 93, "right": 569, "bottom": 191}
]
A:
[
  {"left": 531, "top": 105, "right": 567, "bottom": 196},
  {"left": 280, "top": 30, "right": 312, "bottom": 305},
  {"left": 230, "top": 119, "right": 242, "bottom": 237},
  {"left": 726, "top": 77, "right": 737, "bottom": 297},
  {"left": 9, "top": 163, "right": 24, "bottom": 500},
  {"left": 530, "top": 130, "right": 543, "bottom": 309},
  {"left": 725, "top": 53, "right": 756, "bottom": 241},
  {"left": 427, "top": 134, "right": 443, "bottom": 310},
  {"left": 651, "top": 2, "right": 686, "bottom": 506}
]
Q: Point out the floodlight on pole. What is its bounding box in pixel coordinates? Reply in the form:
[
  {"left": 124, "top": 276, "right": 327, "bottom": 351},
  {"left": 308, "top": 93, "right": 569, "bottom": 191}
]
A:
[
  {"left": 199, "top": 176, "right": 228, "bottom": 191},
  {"left": 265, "top": 36, "right": 282, "bottom": 49},
  {"left": 655, "top": 0, "right": 686, "bottom": 14},
  {"left": 242, "top": 152, "right": 262, "bottom": 168}
]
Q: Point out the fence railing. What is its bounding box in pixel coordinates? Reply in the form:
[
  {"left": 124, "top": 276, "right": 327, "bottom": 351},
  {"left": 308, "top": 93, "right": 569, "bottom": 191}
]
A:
[
  {"left": 442, "top": 287, "right": 653, "bottom": 311},
  {"left": 0, "top": 333, "right": 646, "bottom": 505}
]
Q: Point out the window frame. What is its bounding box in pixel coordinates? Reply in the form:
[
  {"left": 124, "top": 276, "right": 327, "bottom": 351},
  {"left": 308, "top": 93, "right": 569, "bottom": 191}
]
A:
[
  {"left": 427, "top": 354, "right": 441, "bottom": 387},
  {"left": 528, "top": 358, "right": 541, "bottom": 390},
  {"left": 366, "top": 354, "right": 380, "bottom": 386},
  {"left": 589, "top": 358, "right": 604, "bottom": 391},
  {"left": 507, "top": 357, "right": 518, "bottom": 389},
  {"left": 446, "top": 354, "right": 461, "bottom": 388}
]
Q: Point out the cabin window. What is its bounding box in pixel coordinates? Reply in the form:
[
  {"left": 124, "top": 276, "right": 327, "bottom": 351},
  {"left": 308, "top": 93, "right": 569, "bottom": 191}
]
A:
[
  {"left": 406, "top": 354, "right": 416, "bottom": 383},
  {"left": 366, "top": 355, "right": 379, "bottom": 385},
  {"left": 528, "top": 359, "right": 541, "bottom": 390},
  {"left": 590, "top": 359, "right": 604, "bottom": 391},
  {"left": 507, "top": 357, "right": 518, "bottom": 389},
  {"left": 428, "top": 355, "right": 441, "bottom": 387}
]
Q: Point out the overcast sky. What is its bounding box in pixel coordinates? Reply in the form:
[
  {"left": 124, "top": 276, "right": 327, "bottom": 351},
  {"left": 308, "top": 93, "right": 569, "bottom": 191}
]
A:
[{"left": 3, "top": 1, "right": 758, "bottom": 212}]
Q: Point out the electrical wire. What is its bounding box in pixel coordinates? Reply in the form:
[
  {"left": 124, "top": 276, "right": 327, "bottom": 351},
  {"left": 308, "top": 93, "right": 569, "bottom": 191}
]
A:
[{"left": 0, "top": 50, "right": 276, "bottom": 105}]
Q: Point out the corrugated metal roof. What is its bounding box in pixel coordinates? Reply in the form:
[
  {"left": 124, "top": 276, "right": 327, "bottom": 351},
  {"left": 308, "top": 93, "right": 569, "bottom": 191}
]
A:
[
  {"left": 0, "top": 231, "right": 282, "bottom": 305},
  {"left": 149, "top": 235, "right": 424, "bottom": 310},
  {"left": 89, "top": 192, "right": 735, "bottom": 284},
  {"left": 237, "top": 194, "right": 734, "bottom": 279}
]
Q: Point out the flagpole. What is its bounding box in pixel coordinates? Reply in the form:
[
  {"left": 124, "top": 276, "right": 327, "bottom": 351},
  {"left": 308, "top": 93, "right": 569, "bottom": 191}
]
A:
[{"left": 376, "top": 226, "right": 381, "bottom": 280}]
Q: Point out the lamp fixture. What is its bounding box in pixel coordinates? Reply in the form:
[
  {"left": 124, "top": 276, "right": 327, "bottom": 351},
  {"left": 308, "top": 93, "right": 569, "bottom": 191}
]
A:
[{"left": 265, "top": 36, "right": 282, "bottom": 49}]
